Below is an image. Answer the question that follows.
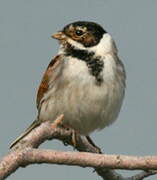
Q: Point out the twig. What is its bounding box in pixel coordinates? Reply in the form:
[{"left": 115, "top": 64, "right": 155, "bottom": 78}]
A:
[{"left": 127, "top": 170, "right": 157, "bottom": 180}]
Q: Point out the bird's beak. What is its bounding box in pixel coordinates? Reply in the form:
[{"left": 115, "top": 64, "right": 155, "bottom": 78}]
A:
[{"left": 51, "top": 31, "right": 66, "bottom": 40}]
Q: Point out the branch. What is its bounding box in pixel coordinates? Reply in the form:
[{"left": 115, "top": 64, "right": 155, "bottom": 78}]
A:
[
  {"left": 0, "top": 119, "right": 157, "bottom": 180},
  {"left": 1, "top": 148, "right": 157, "bottom": 179}
]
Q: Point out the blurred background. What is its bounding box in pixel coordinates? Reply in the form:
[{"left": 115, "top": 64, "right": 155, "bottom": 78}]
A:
[{"left": 0, "top": 0, "right": 157, "bottom": 179}]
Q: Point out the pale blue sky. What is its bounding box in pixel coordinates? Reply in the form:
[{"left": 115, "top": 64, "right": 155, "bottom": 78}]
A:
[{"left": 0, "top": 0, "right": 157, "bottom": 179}]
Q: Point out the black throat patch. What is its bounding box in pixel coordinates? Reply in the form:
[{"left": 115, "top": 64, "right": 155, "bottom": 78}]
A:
[{"left": 65, "top": 44, "right": 104, "bottom": 85}]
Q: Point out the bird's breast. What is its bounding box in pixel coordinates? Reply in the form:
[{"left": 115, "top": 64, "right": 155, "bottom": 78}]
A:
[
  {"left": 59, "top": 55, "right": 125, "bottom": 134},
  {"left": 39, "top": 55, "right": 125, "bottom": 135}
]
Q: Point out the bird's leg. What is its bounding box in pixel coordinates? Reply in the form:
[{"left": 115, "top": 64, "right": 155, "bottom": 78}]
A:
[
  {"left": 71, "top": 129, "right": 77, "bottom": 148},
  {"left": 51, "top": 114, "right": 64, "bottom": 128},
  {"left": 62, "top": 124, "right": 78, "bottom": 148},
  {"left": 51, "top": 115, "right": 78, "bottom": 147},
  {"left": 86, "top": 136, "right": 102, "bottom": 154}
]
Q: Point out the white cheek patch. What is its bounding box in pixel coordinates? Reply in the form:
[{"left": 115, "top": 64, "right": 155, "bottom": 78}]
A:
[
  {"left": 64, "top": 33, "right": 117, "bottom": 57},
  {"left": 89, "top": 33, "right": 118, "bottom": 56}
]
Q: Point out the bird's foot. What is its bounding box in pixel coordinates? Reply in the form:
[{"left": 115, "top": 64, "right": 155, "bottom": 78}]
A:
[
  {"left": 71, "top": 130, "right": 78, "bottom": 148},
  {"left": 62, "top": 124, "right": 78, "bottom": 148},
  {"left": 51, "top": 114, "right": 64, "bottom": 129},
  {"left": 51, "top": 115, "right": 78, "bottom": 148}
]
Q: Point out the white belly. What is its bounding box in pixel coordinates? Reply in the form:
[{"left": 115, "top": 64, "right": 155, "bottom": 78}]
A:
[{"left": 39, "top": 55, "right": 125, "bottom": 135}]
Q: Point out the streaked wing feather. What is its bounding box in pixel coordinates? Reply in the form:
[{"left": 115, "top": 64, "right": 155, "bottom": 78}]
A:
[{"left": 36, "top": 55, "right": 62, "bottom": 109}]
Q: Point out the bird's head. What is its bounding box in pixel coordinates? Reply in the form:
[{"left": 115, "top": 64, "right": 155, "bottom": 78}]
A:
[{"left": 52, "top": 21, "right": 117, "bottom": 56}]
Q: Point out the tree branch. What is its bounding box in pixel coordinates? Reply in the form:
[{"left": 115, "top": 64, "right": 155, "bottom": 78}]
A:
[{"left": 0, "top": 119, "right": 157, "bottom": 180}]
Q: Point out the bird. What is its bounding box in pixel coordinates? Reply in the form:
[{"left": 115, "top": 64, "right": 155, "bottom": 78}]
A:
[{"left": 10, "top": 21, "right": 126, "bottom": 149}]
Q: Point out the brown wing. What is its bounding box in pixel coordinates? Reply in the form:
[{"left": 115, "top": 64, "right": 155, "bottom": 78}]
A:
[{"left": 36, "top": 55, "right": 63, "bottom": 109}]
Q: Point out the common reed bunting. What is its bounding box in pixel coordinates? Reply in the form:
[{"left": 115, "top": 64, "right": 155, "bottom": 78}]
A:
[{"left": 10, "top": 21, "right": 126, "bottom": 148}]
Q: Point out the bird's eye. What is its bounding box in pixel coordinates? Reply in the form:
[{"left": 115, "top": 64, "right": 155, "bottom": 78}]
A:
[{"left": 75, "top": 29, "right": 84, "bottom": 36}]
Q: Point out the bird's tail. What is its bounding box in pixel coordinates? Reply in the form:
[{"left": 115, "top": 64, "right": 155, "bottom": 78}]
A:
[{"left": 10, "top": 119, "right": 41, "bottom": 149}]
